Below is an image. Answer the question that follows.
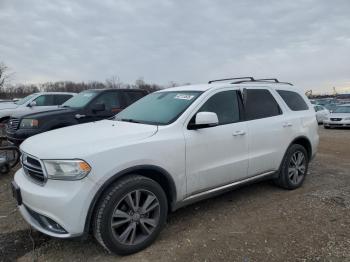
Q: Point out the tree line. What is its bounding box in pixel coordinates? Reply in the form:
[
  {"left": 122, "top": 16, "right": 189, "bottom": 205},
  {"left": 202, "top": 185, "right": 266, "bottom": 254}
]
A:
[{"left": 0, "top": 62, "right": 181, "bottom": 99}]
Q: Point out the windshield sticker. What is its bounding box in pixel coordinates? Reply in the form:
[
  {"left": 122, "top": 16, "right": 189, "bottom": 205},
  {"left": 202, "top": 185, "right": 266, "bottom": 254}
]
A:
[{"left": 174, "top": 94, "right": 195, "bottom": 100}]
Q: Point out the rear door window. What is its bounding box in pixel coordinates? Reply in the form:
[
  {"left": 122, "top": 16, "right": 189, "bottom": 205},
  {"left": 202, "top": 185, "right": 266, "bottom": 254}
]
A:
[
  {"left": 124, "top": 91, "right": 145, "bottom": 105},
  {"left": 245, "top": 89, "right": 281, "bottom": 120},
  {"left": 277, "top": 90, "right": 309, "bottom": 111},
  {"left": 54, "top": 94, "right": 73, "bottom": 105}
]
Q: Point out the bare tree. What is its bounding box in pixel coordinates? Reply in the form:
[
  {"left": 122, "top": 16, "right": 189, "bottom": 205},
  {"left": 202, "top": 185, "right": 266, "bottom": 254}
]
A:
[
  {"left": 0, "top": 62, "right": 10, "bottom": 89},
  {"left": 105, "top": 75, "right": 123, "bottom": 89}
]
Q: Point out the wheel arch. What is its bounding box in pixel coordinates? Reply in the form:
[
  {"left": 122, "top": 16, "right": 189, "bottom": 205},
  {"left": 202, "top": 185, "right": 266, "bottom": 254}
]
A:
[
  {"left": 278, "top": 136, "right": 312, "bottom": 173},
  {"left": 290, "top": 136, "right": 312, "bottom": 160},
  {"left": 83, "top": 165, "right": 177, "bottom": 236}
]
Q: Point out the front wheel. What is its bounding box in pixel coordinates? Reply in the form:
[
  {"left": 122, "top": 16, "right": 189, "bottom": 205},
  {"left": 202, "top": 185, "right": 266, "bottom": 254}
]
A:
[
  {"left": 93, "top": 175, "right": 168, "bottom": 255},
  {"left": 274, "top": 144, "right": 309, "bottom": 190}
]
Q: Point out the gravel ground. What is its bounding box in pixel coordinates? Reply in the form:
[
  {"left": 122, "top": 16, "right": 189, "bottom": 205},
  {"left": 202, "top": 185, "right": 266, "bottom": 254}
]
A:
[{"left": 0, "top": 127, "right": 349, "bottom": 261}]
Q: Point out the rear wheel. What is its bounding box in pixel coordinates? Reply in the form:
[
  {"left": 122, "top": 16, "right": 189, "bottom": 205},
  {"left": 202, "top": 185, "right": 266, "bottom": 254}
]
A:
[
  {"left": 275, "top": 144, "right": 309, "bottom": 190},
  {"left": 93, "top": 175, "right": 168, "bottom": 255}
]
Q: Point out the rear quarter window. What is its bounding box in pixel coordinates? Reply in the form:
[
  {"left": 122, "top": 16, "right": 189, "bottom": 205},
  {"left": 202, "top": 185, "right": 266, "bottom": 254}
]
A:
[{"left": 277, "top": 90, "right": 309, "bottom": 111}]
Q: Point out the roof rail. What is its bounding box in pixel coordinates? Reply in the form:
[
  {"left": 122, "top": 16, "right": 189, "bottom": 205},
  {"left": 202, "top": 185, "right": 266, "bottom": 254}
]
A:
[
  {"left": 208, "top": 77, "right": 293, "bottom": 86},
  {"left": 208, "top": 77, "right": 254, "bottom": 84}
]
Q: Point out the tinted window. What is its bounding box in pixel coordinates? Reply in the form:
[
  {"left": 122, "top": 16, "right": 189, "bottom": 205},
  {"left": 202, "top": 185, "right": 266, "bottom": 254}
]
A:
[
  {"left": 277, "top": 90, "right": 309, "bottom": 111},
  {"left": 33, "top": 95, "right": 55, "bottom": 106},
  {"left": 91, "top": 92, "right": 122, "bottom": 111},
  {"left": 124, "top": 91, "right": 145, "bottom": 105},
  {"left": 197, "top": 90, "right": 240, "bottom": 125},
  {"left": 245, "top": 89, "right": 281, "bottom": 120},
  {"left": 55, "top": 94, "right": 73, "bottom": 105}
]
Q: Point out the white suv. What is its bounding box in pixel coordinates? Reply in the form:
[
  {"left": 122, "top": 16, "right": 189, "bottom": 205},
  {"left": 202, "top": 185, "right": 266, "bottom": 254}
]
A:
[{"left": 12, "top": 78, "right": 319, "bottom": 255}]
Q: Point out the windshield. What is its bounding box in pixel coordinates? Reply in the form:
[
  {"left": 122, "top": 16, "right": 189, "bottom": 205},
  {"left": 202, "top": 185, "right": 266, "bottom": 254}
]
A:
[
  {"left": 115, "top": 91, "right": 202, "bottom": 125},
  {"left": 334, "top": 106, "right": 350, "bottom": 113},
  {"left": 15, "top": 94, "right": 37, "bottom": 105},
  {"left": 62, "top": 90, "right": 98, "bottom": 108}
]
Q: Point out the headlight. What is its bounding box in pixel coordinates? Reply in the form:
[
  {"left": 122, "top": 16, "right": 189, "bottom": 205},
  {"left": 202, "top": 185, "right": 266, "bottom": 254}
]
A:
[
  {"left": 42, "top": 160, "right": 91, "bottom": 180},
  {"left": 344, "top": 117, "right": 350, "bottom": 120},
  {"left": 20, "top": 119, "right": 39, "bottom": 129}
]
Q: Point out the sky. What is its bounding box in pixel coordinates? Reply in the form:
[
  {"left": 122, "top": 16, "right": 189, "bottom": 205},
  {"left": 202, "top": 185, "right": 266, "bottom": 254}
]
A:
[{"left": 1, "top": 0, "right": 350, "bottom": 93}]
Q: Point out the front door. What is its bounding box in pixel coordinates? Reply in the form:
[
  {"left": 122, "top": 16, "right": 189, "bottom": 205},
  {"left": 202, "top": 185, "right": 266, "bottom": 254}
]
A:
[{"left": 184, "top": 89, "right": 249, "bottom": 196}]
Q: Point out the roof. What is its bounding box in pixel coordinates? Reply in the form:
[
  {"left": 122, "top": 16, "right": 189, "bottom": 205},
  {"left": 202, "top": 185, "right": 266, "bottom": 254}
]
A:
[
  {"left": 36, "top": 92, "right": 77, "bottom": 95},
  {"left": 83, "top": 88, "right": 147, "bottom": 93},
  {"left": 160, "top": 82, "right": 299, "bottom": 93}
]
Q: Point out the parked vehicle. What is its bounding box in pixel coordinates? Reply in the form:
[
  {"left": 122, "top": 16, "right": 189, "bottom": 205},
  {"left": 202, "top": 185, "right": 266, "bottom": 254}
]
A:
[
  {"left": 314, "top": 105, "right": 330, "bottom": 124},
  {"left": 11, "top": 77, "right": 319, "bottom": 255},
  {"left": 6, "top": 89, "right": 148, "bottom": 145},
  {"left": 0, "top": 92, "right": 75, "bottom": 124},
  {"left": 323, "top": 104, "right": 350, "bottom": 128}
]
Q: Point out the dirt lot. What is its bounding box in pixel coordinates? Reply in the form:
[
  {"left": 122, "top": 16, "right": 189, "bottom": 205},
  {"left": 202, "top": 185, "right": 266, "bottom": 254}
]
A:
[{"left": 1, "top": 127, "right": 349, "bottom": 262}]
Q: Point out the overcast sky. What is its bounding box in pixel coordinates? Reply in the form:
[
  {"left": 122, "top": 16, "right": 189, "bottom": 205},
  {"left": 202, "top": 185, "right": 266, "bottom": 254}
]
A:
[{"left": 1, "top": 0, "right": 350, "bottom": 92}]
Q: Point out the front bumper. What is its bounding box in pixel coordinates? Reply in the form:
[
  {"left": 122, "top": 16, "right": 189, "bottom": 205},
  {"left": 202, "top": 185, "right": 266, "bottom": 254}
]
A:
[
  {"left": 323, "top": 120, "right": 350, "bottom": 128},
  {"left": 14, "top": 168, "right": 98, "bottom": 238},
  {"left": 6, "top": 129, "right": 43, "bottom": 145}
]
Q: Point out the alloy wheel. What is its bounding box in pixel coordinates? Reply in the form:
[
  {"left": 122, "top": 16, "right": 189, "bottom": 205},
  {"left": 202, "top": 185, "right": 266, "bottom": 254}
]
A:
[
  {"left": 288, "top": 151, "right": 306, "bottom": 185},
  {"left": 110, "top": 189, "right": 160, "bottom": 245}
]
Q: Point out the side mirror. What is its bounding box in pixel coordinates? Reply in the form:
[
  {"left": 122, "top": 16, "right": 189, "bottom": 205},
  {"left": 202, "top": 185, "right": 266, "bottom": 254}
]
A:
[
  {"left": 188, "top": 112, "right": 219, "bottom": 130},
  {"left": 92, "top": 103, "right": 105, "bottom": 112},
  {"left": 28, "top": 101, "right": 36, "bottom": 107}
]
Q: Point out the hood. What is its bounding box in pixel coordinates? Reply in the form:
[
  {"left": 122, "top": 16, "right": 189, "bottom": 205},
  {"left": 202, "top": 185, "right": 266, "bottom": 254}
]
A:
[
  {"left": 10, "top": 106, "right": 60, "bottom": 118},
  {"left": 21, "top": 120, "right": 158, "bottom": 159},
  {"left": 11, "top": 106, "right": 74, "bottom": 119},
  {"left": 329, "top": 113, "right": 350, "bottom": 118},
  {"left": 0, "top": 102, "right": 18, "bottom": 110}
]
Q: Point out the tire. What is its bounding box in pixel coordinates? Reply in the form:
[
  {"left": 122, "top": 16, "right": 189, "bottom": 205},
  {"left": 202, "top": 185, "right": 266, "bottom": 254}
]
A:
[
  {"left": 324, "top": 126, "right": 330, "bottom": 129},
  {"left": 93, "top": 175, "right": 168, "bottom": 255},
  {"left": 274, "top": 144, "right": 309, "bottom": 190}
]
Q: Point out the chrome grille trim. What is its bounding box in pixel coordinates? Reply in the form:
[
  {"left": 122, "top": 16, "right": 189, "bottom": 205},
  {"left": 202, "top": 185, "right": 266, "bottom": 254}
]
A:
[
  {"left": 21, "top": 152, "right": 47, "bottom": 185},
  {"left": 7, "top": 118, "right": 20, "bottom": 132}
]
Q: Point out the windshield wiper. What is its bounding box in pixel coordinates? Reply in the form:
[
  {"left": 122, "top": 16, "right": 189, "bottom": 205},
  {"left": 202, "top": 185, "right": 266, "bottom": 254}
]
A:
[{"left": 118, "top": 118, "right": 142, "bottom": 124}]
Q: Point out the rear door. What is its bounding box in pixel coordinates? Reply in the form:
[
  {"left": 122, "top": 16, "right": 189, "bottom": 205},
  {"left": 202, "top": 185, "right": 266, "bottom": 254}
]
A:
[
  {"left": 244, "top": 88, "right": 290, "bottom": 176},
  {"left": 184, "top": 89, "right": 249, "bottom": 195}
]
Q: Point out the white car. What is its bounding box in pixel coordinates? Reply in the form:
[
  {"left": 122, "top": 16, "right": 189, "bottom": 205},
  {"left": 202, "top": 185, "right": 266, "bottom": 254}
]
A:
[
  {"left": 12, "top": 78, "right": 319, "bottom": 255},
  {"left": 0, "top": 92, "right": 75, "bottom": 124},
  {"left": 314, "top": 105, "right": 330, "bottom": 123},
  {"left": 323, "top": 104, "right": 350, "bottom": 128}
]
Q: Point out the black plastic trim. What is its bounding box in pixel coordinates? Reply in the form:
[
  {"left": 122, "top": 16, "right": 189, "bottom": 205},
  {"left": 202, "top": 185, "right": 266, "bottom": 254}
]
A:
[{"left": 82, "top": 165, "right": 177, "bottom": 237}]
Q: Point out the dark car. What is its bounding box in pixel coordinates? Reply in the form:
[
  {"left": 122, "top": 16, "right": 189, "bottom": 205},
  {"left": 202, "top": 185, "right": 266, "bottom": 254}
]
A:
[{"left": 6, "top": 89, "right": 148, "bottom": 145}]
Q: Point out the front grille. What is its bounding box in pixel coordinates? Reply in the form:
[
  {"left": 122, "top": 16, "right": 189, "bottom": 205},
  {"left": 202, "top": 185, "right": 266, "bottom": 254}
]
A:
[
  {"left": 330, "top": 118, "right": 342, "bottom": 121},
  {"left": 7, "top": 118, "right": 20, "bottom": 132},
  {"left": 22, "top": 153, "right": 46, "bottom": 184}
]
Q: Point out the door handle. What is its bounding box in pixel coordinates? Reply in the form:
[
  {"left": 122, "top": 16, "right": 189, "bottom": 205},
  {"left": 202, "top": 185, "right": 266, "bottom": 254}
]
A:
[
  {"left": 233, "top": 130, "right": 246, "bottom": 136},
  {"left": 75, "top": 114, "right": 86, "bottom": 119},
  {"left": 282, "top": 122, "right": 293, "bottom": 127}
]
